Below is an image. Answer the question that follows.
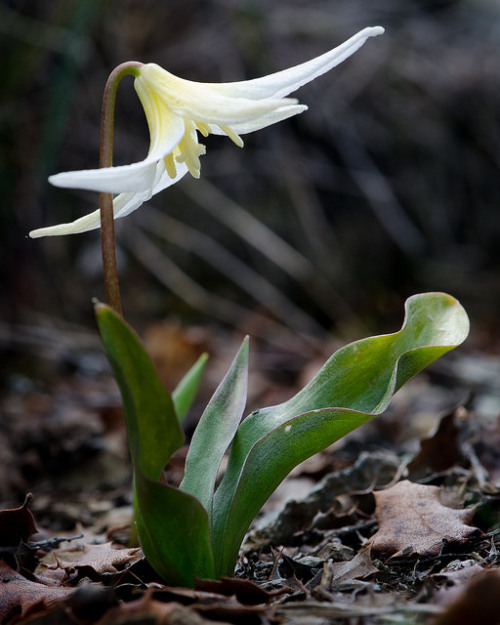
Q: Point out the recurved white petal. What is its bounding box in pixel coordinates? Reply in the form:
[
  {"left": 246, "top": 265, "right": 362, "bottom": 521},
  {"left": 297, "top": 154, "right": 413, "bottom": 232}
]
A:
[
  {"left": 137, "top": 64, "right": 301, "bottom": 126},
  {"left": 48, "top": 104, "right": 185, "bottom": 194},
  {"left": 209, "top": 103, "right": 307, "bottom": 136},
  {"left": 37, "top": 26, "right": 385, "bottom": 238},
  {"left": 207, "top": 26, "right": 384, "bottom": 100},
  {"left": 113, "top": 159, "right": 189, "bottom": 220},
  {"left": 29, "top": 209, "right": 104, "bottom": 238},
  {"left": 30, "top": 160, "right": 189, "bottom": 238},
  {"left": 48, "top": 161, "right": 158, "bottom": 194}
]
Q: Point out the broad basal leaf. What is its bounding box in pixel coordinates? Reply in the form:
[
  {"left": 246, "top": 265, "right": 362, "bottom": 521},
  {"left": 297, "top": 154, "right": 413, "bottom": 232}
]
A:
[
  {"left": 180, "top": 338, "right": 248, "bottom": 527},
  {"left": 213, "top": 293, "right": 469, "bottom": 574},
  {"left": 95, "top": 303, "right": 182, "bottom": 479},
  {"left": 135, "top": 473, "right": 215, "bottom": 586},
  {"left": 95, "top": 304, "right": 215, "bottom": 586}
]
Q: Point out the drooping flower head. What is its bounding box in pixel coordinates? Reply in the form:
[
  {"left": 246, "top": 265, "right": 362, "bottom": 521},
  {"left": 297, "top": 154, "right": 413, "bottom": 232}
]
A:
[{"left": 30, "top": 26, "right": 384, "bottom": 238}]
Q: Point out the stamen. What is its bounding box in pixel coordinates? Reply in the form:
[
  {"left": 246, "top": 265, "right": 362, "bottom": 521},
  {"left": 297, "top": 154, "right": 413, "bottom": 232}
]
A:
[
  {"left": 175, "top": 119, "right": 207, "bottom": 178},
  {"left": 219, "top": 125, "right": 244, "bottom": 148},
  {"left": 164, "top": 153, "right": 177, "bottom": 178},
  {"left": 195, "top": 122, "right": 211, "bottom": 137}
]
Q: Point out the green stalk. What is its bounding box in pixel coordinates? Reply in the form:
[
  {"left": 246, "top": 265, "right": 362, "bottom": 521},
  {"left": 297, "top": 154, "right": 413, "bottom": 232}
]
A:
[{"left": 99, "top": 61, "right": 142, "bottom": 315}]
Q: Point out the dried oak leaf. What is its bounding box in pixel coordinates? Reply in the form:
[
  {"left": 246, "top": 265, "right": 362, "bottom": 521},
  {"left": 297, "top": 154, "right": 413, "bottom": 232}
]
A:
[
  {"left": 370, "top": 480, "right": 478, "bottom": 558},
  {"left": 0, "top": 494, "right": 38, "bottom": 547},
  {"left": 48, "top": 542, "right": 141, "bottom": 575},
  {"left": 0, "top": 560, "right": 72, "bottom": 623}
]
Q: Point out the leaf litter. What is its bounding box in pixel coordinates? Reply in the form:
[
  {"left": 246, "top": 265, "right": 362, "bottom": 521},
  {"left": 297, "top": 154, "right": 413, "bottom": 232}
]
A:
[
  {"left": 369, "top": 480, "right": 478, "bottom": 558},
  {"left": 0, "top": 330, "right": 500, "bottom": 624}
]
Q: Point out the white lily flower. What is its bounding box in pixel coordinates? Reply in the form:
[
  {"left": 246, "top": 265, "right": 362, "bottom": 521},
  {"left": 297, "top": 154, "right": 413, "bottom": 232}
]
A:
[{"left": 30, "top": 26, "right": 383, "bottom": 238}]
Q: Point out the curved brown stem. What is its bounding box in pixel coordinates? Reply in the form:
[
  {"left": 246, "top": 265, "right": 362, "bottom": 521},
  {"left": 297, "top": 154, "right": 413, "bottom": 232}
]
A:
[{"left": 99, "top": 61, "right": 142, "bottom": 316}]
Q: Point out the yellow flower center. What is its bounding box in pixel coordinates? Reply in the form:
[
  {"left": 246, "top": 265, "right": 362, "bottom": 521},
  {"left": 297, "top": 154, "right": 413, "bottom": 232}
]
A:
[
  {"left": 163, "top": 119, "right": 206, "bottom": 178},
  {"left": 164, "top": 120, "right": 244, "bottom": 180}
]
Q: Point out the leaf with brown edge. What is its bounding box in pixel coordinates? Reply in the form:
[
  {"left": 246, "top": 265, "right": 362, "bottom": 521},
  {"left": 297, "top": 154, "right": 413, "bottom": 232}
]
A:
[
  {"left": 0, "top": 494, "right": 38, "bottom": 547},
  {"left": 370, "top": 481, "right": 478, "bottom": 558}
]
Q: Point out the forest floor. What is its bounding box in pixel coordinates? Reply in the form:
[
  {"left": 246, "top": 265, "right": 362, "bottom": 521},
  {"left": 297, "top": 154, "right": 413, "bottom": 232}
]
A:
[{"left": 0, "top": 318, "right": 499, "bottom": 625}]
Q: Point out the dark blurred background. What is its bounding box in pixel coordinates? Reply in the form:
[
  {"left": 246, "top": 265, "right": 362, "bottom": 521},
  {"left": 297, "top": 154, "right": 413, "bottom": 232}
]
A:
[{"left": 1, "top": 0, "right": 500, "bottom": 351}]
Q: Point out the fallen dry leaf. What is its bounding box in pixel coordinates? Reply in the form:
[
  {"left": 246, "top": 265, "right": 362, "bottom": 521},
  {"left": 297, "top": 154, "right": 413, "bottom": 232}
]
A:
[
  {"left": 331, "top": 548, "right": 379, "bottom": 584},
  {"left": 144, "top": 321, "right": 207, "bottom": 389},
  {"left": 62, "top": 581, "right": 119, "bottom": 623},
  {"left": 144, "top": 586, "right": 270, "bottom": 623},
  {"left": 0, "top": 494, "right": 38, "bottom": 547},
  {"left": 92, "top": 596, "right": 172, "bottom": 625},
  {"left": 40, "top": 541, "right": 140, "bottom": 576},
  {"left": 432, "top": 559, "right": 485, "bottom": 587},
  {"left": 96, "top": 593, "right": 238, "bottom": 625},
  {"left": 408, "top": 408, "right": 465, "bottom": 480},
  {"left": 370, "top": 480, "right": 478, "bottom": 558},
  {"left": 195, "top": 576, "right": 284, "bottom": 604},
  {"left": 431, "top": 568, "right": 500, "bottom": 625},
  {"left": 0, "top": 560, "right": 72, "bottom": 623},
  {"left": 470, "top": 418, "right": 500, "bottom": 489}
]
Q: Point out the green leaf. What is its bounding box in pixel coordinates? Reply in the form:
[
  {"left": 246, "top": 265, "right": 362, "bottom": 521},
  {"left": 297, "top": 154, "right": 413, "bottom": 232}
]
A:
[
  {"left": 172, "top": 352, "right": 208, "bottom": 423},
  {"left": 135, "top": 473, "right": 215, "bottom": 586},
  {"left": 213, "top": 293, "right": 469, "bottom": 574},
  {"left": 95, "top": 303, "right": 182, "bottom": 479},
  {"left": 95, "top": 304, "right": 214, "bottom": 586},
  {"left": 180, "top": 338, "right": 249, "bottom": 528}
]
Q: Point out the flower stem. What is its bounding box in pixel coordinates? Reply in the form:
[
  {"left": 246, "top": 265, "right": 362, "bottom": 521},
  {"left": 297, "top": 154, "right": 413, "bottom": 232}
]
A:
[{"left": 99, "top": 61, "right": 142, "bottom": 315}]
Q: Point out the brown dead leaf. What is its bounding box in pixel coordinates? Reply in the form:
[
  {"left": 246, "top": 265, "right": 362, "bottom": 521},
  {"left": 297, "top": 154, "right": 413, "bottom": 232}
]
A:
[
  {"left": 195, "top": 576, "right": 284, "bottom": 604},
  {"left": 0, "top": 560, "right": 72, "bottom": 623},
  {"left": 144, "top": 321, "right": 207, "bottom": 389},
  {"left": 370, "top": 480, "right": 478, "bottom": 557},
  {"left": 432, "top": 559, "right": 484, "bottom": 587},
  {"left": 62, "top": 581, "right": 119, "bottom": 623},
  {"left": 95, "top": 594, "right": 233, "bottom": 625},
  {"left": 331, "top": 548, "right": 379, "bottom": 584},
  {"left": 408, "top": 408, "right": 465, "bottom": 480},
  {"left": 191, "top": 596, "right": 269, "bottom": 623},
  {"left": 431, "top": 569, "right": 500, "bottom": 625},
  {"left": 470, "top": 417, "right": 500, "bottom": 490},
  {"left": 0, "top": 494, "right": 38, "bottom": 547},
  {"left": 144, "top": 586, "right": 271, "bottom": 623},
  {"left": 42, "top": 541, "right": 140, "bottom": 575}
]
